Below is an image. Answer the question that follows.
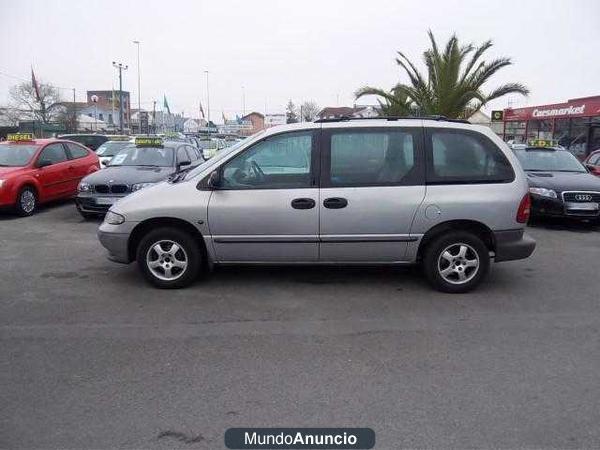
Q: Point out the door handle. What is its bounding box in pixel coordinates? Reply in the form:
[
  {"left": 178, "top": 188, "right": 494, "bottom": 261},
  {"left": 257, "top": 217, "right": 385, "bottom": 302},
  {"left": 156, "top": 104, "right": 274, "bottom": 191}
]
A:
[
  {"left": 291, "top": 198, "right": 316, "bottom": 209},
  {"left": 323, "top": 197, "right": 348, "bottom": 209}
]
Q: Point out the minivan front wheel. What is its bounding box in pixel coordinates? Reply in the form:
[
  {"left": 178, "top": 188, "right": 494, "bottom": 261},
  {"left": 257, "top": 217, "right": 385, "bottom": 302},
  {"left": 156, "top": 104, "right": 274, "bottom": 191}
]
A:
[
  {"left": 423, "top": 231, "right": 490, "bottom": 293},
  {"left": 136, "top": 228, "right": 201, "bottom": 288}
]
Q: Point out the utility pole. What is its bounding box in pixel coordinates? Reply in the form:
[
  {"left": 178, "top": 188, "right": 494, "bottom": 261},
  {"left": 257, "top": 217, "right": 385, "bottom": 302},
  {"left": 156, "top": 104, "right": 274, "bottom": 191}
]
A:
[
  {"left": 204, "top": 70, "right": 210, "bottom": 135},
  {"left": 242, "top": 85, "right": 246, "bottom": 116},
  {"left": 152, "top": 100, "right": 156, "bottom": 134},
  {"left": 72, "top": 88, "right": 77, "bottom": 132},
  {"left": 112, "top": 62, "right": 128, "bottom": 133},
  {"left": 133, "top": 40, "right": 141, "bottom": 132}
]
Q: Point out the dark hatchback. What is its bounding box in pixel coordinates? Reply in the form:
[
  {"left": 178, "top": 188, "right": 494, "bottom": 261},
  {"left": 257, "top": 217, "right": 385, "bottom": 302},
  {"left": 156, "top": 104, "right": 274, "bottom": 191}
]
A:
[
  {"left": 75, "top": 139, "right": 203, "bottom": 218},
  {"left": 514, "top": 146, "right": 600, "bottom": 220}
]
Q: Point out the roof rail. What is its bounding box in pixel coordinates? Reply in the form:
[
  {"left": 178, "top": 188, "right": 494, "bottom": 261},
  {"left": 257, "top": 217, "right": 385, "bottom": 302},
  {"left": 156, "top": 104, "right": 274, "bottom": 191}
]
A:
[{"left": 314, "top": 115, "right": 470, "bottom": 124}]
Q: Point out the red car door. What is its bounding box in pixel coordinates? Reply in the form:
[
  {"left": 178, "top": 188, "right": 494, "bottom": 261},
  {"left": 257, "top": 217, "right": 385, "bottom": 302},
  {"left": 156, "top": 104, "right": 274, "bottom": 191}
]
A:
[
  {"left": 35, "top": 143, "right": 72, "bottom": 199},
  {"left": 64, "top": 142, "right": 97, "bottom": 193}
]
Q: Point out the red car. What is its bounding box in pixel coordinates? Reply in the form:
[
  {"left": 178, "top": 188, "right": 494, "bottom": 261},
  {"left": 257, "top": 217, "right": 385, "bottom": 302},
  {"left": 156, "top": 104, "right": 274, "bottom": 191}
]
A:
[
  {"left": 0, "top": 134, "right": 100, "bottom": 216},
  {"left": 584, "top": 149, "right": 600, "bottom": 176}
]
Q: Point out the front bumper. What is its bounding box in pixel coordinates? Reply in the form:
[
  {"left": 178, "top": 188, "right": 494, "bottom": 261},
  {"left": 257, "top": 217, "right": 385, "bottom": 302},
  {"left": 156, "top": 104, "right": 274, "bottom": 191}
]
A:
[
  {"left": 493, "top": 229, "right": 536, "bottom": 262},
  {"left": 531, "top": 195, "right": 600, "bottom": 219},
  {"left": 98, "top": 226, "right": 131, "bottom": 264},
  {"left": 76, "top": 194, "right": 126, "bottom": 215}
]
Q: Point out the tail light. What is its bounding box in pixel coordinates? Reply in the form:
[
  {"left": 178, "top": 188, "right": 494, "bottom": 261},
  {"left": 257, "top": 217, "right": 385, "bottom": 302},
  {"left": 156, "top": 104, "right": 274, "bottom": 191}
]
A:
[{"left": 516, "top": 193, "right": 531, "bottom": 223}]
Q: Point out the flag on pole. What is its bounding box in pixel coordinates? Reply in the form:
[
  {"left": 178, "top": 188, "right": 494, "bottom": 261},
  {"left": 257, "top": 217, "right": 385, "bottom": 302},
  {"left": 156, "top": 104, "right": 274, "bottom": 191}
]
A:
[
  {"left": 31, "top": 67, "right": 41, "bottom": 103},
  {"left": 163, "top": 95, "right": 171, "bottom": 115},
  {"left": 199, "top": 102, "right": 205, "bottom": 118}
]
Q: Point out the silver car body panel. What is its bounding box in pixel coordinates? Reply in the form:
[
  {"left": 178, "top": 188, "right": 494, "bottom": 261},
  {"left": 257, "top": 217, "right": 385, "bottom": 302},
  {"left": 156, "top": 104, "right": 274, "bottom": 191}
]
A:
[{"left": 100, "top": 119, "right": 529, "bottom": 265}]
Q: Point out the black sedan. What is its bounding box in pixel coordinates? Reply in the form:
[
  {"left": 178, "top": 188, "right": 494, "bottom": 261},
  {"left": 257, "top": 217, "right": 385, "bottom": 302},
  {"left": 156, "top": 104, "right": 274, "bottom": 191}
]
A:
[
  {"left": 513, "top": 146, "right": 600, "bottom": 221},
  {"left": 75, "top": 138, "right": 203, "bottom": 218}
]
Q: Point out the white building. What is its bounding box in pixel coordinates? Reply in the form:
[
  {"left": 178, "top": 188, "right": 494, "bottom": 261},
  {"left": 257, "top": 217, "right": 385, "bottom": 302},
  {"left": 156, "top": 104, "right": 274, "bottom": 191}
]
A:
[{"left": 264, "top": 113, "right": 286, "bottom": 128}]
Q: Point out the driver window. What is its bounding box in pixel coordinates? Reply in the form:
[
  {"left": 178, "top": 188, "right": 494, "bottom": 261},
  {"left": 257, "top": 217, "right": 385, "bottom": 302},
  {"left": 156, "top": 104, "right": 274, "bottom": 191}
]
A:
[
  {"left": 38, "top": 144, "right": 68, "bottom": 165},
  {"left": 221, "top": 131, "right": 313, "bottom": 189}
]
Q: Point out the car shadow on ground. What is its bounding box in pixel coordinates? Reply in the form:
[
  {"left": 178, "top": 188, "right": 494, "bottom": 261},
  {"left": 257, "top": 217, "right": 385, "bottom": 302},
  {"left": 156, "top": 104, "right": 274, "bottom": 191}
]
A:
[
  {"left": 0, "top": 198, "right": 78, "bottom": 221},
  {"left": 528, "top": 217, "right": 600, "bottom": 233}
]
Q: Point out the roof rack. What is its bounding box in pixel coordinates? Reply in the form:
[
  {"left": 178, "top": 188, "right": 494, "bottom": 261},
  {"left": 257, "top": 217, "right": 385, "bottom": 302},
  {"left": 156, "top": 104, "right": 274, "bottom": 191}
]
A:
[{"left": 314, "top": 115, "right": 470, "bottom": 124}]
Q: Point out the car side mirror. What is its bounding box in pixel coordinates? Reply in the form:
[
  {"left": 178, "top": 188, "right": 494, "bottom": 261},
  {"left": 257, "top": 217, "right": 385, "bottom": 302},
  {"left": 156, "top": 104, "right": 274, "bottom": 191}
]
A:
[
  {"left": 37, "top": 159, "right": 53, "bottom": 168},
  {"left": 178, "top": 159, "right": 191, "bottom": 169},
  {"left": 207, "top": 170, "right": 222, "bottom": 189}
]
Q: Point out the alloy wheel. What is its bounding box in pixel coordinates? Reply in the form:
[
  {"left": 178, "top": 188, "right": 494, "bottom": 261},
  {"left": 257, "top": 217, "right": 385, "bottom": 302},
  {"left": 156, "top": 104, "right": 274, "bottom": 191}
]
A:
[
  {"left": 437, "top": 243, "right": 480, "bottom": 285},
  {"left": 146, "top": 240, "right": 188, "bottom": 281}
]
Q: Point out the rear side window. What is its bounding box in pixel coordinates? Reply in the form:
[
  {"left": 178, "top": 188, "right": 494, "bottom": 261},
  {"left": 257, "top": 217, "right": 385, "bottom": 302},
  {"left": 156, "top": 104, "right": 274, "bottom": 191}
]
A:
[
  {"left": 324, "top": 128, "right": 423, "bottom": 187},
  {"left": 65, "top": 142, "right": 89, "bottom": 159},
  {"left": 427, "top": 129, "right": 514, "bottom": 184}
]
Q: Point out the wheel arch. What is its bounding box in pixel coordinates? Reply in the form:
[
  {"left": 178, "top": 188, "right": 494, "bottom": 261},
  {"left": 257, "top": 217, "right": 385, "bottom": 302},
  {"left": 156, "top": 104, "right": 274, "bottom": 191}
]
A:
[
  {"left": 128, "top": 217, "right": 208, "bottom": 265},
  {"left": 417, "top": 220, "right": 495, "bottom": 261}
]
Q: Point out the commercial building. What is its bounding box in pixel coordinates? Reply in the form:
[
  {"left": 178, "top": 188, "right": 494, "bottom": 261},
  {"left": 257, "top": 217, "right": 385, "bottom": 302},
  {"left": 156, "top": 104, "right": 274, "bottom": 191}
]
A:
[
  {"left": 502, "top": 95, "right": 600, "bottom": 159},
  {"left": 87, "top": 90, "right": 131, "bottom": 131}
]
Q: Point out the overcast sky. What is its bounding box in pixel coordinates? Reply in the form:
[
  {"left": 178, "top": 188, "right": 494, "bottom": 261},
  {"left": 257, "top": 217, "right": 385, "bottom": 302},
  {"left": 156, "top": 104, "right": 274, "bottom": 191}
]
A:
[{"left": 0, "top": 0, "right": 598, "bottom": 121}]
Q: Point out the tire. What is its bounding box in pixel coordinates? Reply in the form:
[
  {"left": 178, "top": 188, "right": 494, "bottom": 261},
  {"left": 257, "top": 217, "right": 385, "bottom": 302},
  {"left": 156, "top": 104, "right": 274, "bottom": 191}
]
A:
[
  {"left": 423, "top": 231, "right": 490, "bottom": 293},
  {"left": 136, "top": 227, "right": 201, "bottom": 289},
  {"left": 15, "top": 186, "right": 37, "bottom": 216}
]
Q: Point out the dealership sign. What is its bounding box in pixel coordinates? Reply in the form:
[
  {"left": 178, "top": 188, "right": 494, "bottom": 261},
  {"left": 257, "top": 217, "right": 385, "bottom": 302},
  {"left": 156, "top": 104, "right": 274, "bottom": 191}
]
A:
[{"left": 504, "top": 96, "right": 600, "bottom": 121}]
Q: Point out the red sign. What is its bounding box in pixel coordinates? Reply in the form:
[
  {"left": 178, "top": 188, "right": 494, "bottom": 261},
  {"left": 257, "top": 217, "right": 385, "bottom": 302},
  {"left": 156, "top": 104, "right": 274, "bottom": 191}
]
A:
[{"left": 504, "top": 96, "right": 600, "bottom": 121}]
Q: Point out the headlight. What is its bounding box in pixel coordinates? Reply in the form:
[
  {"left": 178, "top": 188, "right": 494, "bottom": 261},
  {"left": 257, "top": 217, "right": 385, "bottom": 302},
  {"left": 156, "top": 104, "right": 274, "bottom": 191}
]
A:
[
  {"left": 104, "top": 210, "right": 125, "bottom": 225},
  {"left": 529, "top": 187, "right": 557, "bottom": 198},
  {"left": 131, "top": 182, "right": 155, "bottom": 192},
  {"left": 0, "top": 179, "right": 4, "bottom": 189},
  {"left": 78, "top": 182, "right": 91, "bottom": 192}
]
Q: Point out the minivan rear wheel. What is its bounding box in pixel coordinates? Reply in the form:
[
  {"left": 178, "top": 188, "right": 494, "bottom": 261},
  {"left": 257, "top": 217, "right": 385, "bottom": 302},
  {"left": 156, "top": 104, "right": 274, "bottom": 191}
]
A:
[
  {"left": 136, "top": 227, "right": 201, "bottom": 289},
  {"left": 423, "top": 231, "right": 490, "bottom": 293}
]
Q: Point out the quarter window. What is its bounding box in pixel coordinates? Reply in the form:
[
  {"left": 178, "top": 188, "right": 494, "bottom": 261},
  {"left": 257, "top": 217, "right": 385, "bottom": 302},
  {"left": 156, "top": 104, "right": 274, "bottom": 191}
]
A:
[
  {"left": 221, "top": 132, "right": 313, "bottom": 189},
  {"left": 38, "top": 144, "right": 68, "bottom": 165},
  {"left": 428, "top": 129, "right": 514, "bottom": 183},
  {"left": 327, "top": 129, "right": 419, "bottom": 186}
]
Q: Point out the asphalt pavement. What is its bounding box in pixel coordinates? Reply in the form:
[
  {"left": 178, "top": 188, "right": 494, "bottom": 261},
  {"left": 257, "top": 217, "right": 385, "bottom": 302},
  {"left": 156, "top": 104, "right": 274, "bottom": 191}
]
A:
[{"left": 1, "top": 201, "right": 600, "bottom": 449}]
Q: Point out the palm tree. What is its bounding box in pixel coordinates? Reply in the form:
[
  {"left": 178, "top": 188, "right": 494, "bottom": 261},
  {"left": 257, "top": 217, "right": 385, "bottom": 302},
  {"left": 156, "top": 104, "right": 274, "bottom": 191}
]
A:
[
  {"left": 354, "top": 84, "right": 413, "bottom": 116},
  {"left": 356, "top": 31, "right": 529, "bottom": 119}
]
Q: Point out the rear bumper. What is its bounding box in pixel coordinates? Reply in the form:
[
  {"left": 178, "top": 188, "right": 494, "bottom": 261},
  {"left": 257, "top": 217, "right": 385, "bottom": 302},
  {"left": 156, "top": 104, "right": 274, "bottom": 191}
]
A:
[{"left": 493, "top": 229, "right": 536, "bottom": 262}]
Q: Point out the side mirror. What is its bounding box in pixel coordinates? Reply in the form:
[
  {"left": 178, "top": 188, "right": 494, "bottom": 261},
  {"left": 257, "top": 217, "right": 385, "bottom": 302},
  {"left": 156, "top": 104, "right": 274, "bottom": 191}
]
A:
[
  {"left": 207, "top": 170, "right": 221, "bottom": 189},
  {"left": 178, "top": 159, "right": 191, "bottom": 169},
  {"left": 37, "top": 159, "right": 53, "bottom": 168}
]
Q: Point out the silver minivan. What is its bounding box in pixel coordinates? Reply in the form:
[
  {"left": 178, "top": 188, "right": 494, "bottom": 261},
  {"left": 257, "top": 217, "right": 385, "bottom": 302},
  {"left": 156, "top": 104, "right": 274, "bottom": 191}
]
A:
[{"left": 98, "top": 117, "right": 535, "bottom": 293}]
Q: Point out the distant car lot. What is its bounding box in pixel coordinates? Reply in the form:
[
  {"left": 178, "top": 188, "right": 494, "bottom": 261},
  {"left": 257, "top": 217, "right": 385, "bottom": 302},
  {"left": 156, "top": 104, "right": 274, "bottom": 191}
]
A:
[{"left": 2, "top": 201, "right": 600, "bottom": 449}]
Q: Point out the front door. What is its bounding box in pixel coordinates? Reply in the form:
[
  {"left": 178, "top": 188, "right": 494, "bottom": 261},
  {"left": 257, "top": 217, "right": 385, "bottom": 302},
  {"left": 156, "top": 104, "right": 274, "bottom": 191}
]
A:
[
  {"left": 319, "top": 126, "right": 426, "bottom": 262},
  {"left": 35, "top": 143, "right": 72, "bottom": 199},
  {"left": 208, "top": 130, "right": 320, "bottom": 262}
]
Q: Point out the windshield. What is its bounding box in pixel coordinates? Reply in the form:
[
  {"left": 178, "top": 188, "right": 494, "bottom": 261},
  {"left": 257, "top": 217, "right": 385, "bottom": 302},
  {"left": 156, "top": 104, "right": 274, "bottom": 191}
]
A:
[
  {"left": 108, "top": 146, "right": 174, "bottom": 167},
  {"left": 514, "top": 149, "right": 587, "bottom": 173},
  {"left": 0, "top": 144, "right": 39, "bottom": 167},
  {"left": 96, "top": 141, "right": 131, "bottom": 157},
  {"left": 183, "top": 137, "right": 254, "bottom": 180}
]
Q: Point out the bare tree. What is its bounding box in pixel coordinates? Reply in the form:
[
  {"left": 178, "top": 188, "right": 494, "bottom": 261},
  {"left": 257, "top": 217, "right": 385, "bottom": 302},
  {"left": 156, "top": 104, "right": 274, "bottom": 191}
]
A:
[
  {"left": 9, "top": 80, "right": 62, "bottom": 124},
  {"left": 300, "top": 101, "right": 320, "bottom": 122}
]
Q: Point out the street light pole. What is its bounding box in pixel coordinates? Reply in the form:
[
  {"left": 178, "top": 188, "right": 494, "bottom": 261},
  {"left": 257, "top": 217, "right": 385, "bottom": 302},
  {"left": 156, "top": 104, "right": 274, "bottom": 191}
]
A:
[
  {"left": 242, "top": 85, "right": 246, "bottom": 117},
  {"left": 133, "top": 40, "right": 141, "bottom": 132},
  {"left": 204, "top": 70, "right": 210, "bottom": 134},
  {"left": 112, "top": 62, "right": 128, "bottom": 133}
]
